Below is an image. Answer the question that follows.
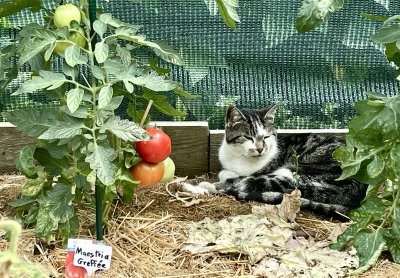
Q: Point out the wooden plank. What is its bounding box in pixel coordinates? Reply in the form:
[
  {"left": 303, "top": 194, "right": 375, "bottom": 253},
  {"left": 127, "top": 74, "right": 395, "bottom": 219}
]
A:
[
  {"left": 0, "top": 125, "right": 33, "bottom": 173},
  {"left": 151, "top": 121, "right": 209, "bottom": 178},
  {"left": 209, "top": 130, "right": 224, "bottom": 175}
]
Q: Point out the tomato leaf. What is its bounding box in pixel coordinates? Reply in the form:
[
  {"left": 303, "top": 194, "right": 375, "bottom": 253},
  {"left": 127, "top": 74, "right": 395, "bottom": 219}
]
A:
[
  {"left": 16, "top": 145, "right": 37, "bottom": 178},
  {"left": 142, "top": 90, "right": 187, "bottom": 117},
  {"left": 67, "top": 87, "right": 84, "bottom": 113},
  {"left": 18, "top": 29, "right": 57, "bottom": 66},
  {"left": 38, "top": 122, "right": 84, "bottom": 140},
  {"left": 2, "top": 107, "right": 59, "bottom": 137},
  {"left": 98, "top": 83, "right": 113, "bottom": 109},
  {"left": 100, "top": 115, "right": 151, "bottom": 142},
  {"left": 215, "top": 0, "right": 240, "bottom": 30},
  {"left": 65, "top": 44, "right": 87, "bottom": 67},
  {"left": 85, "top": 144, "right": 117, "bottom": 185},
  {"left": 21, "top": 167, "right": 49, "bottom": 196},
  {"left": 130, "top": 72, "right": 178, "bottom": 92},
  {"left": 12, "top": 70, "right": 67, "bottom": 95},
  {"left": 34, "top": 148, "right": 70, "bottom": 176},
  {"left": 93, "top": 20, "right": 107, "bottom": 38},
  {"left": 352, "top": 228, "right": 386, "bottom": 273},
  {"left": 296, "top": 0, "right": 343, "bottom": 32},
  {"left": 95, "top": 41, "right": 109, "bottom": 64}
]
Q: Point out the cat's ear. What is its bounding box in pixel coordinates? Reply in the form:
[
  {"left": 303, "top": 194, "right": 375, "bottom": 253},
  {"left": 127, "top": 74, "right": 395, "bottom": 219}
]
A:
[
  {"left": 226, "top": 106, "right": 245, "bottom": 126},
  {"left": 260, "top": 104, "right": 277, "bottom": 124}
]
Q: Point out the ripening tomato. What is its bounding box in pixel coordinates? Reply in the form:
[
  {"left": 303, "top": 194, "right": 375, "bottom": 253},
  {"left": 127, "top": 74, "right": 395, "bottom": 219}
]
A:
[
  {"left": 136, "top": 128, "right": 172, "bottom": 163},
  {"left": 54, "top": 27, "right": 86, "bottom": 55},
  {"left": 65, "top": 251, "right": 87, "bottom": 278},
  {"left": 54, "top": 4, "right": 81, "bottom": 29},
  {"left": 160, "top": 157, "right": 175, "bottom": 183},
  {"left": 130, "top": 161, "right": 165, "bottom": 187}
]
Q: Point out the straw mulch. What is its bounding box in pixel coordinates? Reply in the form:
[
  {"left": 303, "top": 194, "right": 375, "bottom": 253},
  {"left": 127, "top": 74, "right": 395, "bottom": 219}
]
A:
[{"left": 1, "top": 174, "right": 400, "bottom": 277}]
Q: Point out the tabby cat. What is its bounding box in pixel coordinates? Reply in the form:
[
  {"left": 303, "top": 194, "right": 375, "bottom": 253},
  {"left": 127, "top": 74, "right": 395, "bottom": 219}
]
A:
[{"left": 198, "top": 105, "right": 367, "bottom": 215}]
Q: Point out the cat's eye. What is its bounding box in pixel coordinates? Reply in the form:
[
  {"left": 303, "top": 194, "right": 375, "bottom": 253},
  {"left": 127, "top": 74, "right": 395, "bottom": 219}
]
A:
[
  {"left": 264, "top": 135, "right": 271, "bottom": 139},
  {"left": 244, "top": 136, "right": 254, "bottom": 141}
]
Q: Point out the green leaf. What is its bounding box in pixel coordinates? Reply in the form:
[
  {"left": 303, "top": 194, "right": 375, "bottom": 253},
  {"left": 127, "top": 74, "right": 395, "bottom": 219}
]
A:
[
  {"left": 360, "top": 13, "right": 388, "bottom": 22},
  {"left": 384, "top": 225, "right": 400, "bottom": 264},
  {"left": 59, "top": 212, "right": 79, "bottom": 242},
  {"left": 102, "top": 96, "right": 124, "bottom": 111},
  {"left": 16, "top": 145, "right": 37, "bottom": 178},
  {"left": 146, "top": 40, "right": 184, "bottom": 65},
  {"left": 367, "top": 156, "right": 385, "bottom": 178},
  {"left": 371, "top": 25, "right": 400, "bottom": 44},
  {"left": 99, "top": 116, "right": 151, "bottom": 142},
  {"left": 296, "top": 0, "right": 343, "bottom": 32},
  {"left": 93, "top": 20, "right": 107, "bottom": 37},
  {"left": 98, "top": 83, "right": 113, "bottom": 109},
  {"left": 18, "top": 29, "right": 57, "bottom": 66},
  {"left": 116, "top": 167, "right": 138, "bottom": 203},
  {"left": 65, "top": 44, "right": 86, "bottom": 67},
  {"left": 10, "top": 195, "right": 36, "bottom": 208},
  {"left": 85, "top": 144, "right": 117, "bottom": 185},
  {"left": 99, "top": 13, "right": 142, "bottom": 30},
  {"left": 352, "top": 228, "right": 386, "bottom": 273},
  {"left": 21, "top": 168, "right": 48, "bottom": 196},
  {"left": 60, "top": 105, "right": 89, "bottom": 119},
  {"left": 114, "top": 28, "right": 183, "bottom": 65},
  {"left": 95, "top": 41, "right": 109, "bottom": 64},
  {"left": 75, "top": 175, "right": 91, "bottom": 191},
  {"left": 3, "top": 108, "right": 59, "bottom": 137},
  {"left": 215, "top": 0, "right": 240, "bottom": 30},
  {"left": 34, "top": 148, "right": 69, "bottom": 176},
  {"left": 91, "top": 65, "right": 105, "bottom": 82},
  {"left": 142, "top": 90, "right": 187, "bottom": 117},
  {"left": 172, "top": 87, "right": 198, "bottom": 99},
  {"left": 0, "top": 0, "right": 42, "bottom": 18},
  {"left": 129, "top": 72, "right": 178, "bottom": 92},
  {"left": 13, "top": 70, "right": 67, "bottom": 95},
  {"left": 44, "top": 183, "right": 75, "bottom": 223},
  {"left": 35, "top": 204, "right": 58, "bottom": 242},
  {"left": 38, "top": 122, "right": 84, "bottom": 139},
  {"left": 67, "top": 88, "right": 84, "bottom": 113}
]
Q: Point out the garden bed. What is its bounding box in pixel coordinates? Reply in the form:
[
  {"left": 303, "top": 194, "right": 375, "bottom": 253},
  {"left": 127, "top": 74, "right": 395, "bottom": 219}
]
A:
[{"left": 1, "top": 174, "right": 399, "bottom": 277}]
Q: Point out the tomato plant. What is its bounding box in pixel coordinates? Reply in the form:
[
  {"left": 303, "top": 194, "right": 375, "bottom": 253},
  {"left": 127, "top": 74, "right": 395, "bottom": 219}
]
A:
[
  {"left": 136, "top": 128, "right": 172, "bottom": 163},
  {"left": 1, "top": 1, "right": 195, "bottom": 243},
  {"left": 53, "top": 3, "right": 81, "bottom": 29},
  {"left": 130, "top": 161, "right": 165, "bottom": 187}
]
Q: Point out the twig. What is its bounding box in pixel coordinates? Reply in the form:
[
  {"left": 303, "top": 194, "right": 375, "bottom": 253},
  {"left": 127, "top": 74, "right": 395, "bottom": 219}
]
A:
[{"left": 140, "top": 100, "right": 153, "bottom": 127}]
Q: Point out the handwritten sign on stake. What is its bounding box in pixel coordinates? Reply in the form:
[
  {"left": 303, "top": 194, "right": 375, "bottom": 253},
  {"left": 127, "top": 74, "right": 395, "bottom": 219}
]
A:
[{"left": 73, "top": 240, "right": 113, "bottom": 275}]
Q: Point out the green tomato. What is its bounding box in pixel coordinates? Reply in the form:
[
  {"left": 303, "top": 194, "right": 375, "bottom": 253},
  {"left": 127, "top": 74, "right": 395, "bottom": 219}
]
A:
[
  {"left": 161, "top": 157, "right": 175, "bottom": 183},
  {"left": 54, "top": 28, "right": 86, "bottom": 55},
  {"left": 54, "top": 4, "right": 81, "bottom": 29}
]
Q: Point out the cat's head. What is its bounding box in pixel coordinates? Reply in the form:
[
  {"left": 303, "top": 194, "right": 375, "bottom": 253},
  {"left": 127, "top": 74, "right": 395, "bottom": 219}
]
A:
[{"left": 223, "top": 105, "right": 277, "bottom": 158}]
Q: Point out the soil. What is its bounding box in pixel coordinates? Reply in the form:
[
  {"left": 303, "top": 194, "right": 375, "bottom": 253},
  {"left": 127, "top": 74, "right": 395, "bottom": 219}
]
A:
[{"left": 1, "top": 174, "right": 399, "bottom": 277}]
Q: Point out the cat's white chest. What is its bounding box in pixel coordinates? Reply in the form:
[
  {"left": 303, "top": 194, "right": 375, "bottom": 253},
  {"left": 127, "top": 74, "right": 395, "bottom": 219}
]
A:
[{"left": 218, "top": 139, "right": 276, "bottom": 176}]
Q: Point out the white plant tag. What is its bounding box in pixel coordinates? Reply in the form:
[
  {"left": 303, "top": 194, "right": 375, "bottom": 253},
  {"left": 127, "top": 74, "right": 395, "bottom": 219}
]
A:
[{"left": 72, "top": 240, "right": 113, "bottom": 275}]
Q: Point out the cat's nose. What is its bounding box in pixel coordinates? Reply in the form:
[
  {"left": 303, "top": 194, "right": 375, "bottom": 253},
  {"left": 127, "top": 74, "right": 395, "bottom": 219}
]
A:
[{"left": 257, "top": 147, "right": 264, "bottom": 154}]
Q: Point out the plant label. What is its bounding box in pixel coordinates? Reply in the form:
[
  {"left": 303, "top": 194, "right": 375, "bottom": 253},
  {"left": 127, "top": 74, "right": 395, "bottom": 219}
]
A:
[{"left": 72, "top": 240, "right": 113, "bottom": 275}]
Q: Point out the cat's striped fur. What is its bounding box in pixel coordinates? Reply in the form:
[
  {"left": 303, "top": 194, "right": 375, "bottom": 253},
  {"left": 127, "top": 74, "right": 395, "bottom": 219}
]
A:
[{"left": 200, "top": 105, "right": 367, "bottom": 215}]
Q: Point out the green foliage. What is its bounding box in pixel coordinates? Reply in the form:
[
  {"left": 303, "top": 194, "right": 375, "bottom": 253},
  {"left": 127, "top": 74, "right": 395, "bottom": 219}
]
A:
[
  {"left": 0, "top": 0, "right": 42, "bottom": 18},
  {"left": 331, "top": 93, "right": 400, "bottom": 273},
  {"left": 1, "top": 3, "right": 194, "bottom": 243},
  {"left": 296, "top": 0, "right": 343, "bottom": 32}
]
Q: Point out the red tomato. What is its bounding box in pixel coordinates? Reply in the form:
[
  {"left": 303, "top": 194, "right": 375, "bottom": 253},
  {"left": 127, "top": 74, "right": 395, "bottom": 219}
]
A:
[
  {"left": 65, "top": 251, "right": 87, "bottom": 278},
  {"left": 130, "top": 161, "right": 165, "bottom": 187},
  {"left": 136, "top": 128, "right": 171, "bottom": 163}
]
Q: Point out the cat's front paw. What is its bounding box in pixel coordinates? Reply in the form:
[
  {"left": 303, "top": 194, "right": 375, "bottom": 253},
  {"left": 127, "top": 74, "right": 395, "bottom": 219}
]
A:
[
  {"left": 198, "top": 181, "right": 218, "bottom": 193},
  {"left": 181, "top": 182, "right": 210, "bottom": 195},
  {"left": 218, "top": 169, "right": 240, "bottom": 183}
]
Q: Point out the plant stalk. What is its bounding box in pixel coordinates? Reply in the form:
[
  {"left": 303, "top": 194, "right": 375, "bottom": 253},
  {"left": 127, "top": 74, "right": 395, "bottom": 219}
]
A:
[{"left": 87, "top": 0, "right": 103, "bottom": 241}]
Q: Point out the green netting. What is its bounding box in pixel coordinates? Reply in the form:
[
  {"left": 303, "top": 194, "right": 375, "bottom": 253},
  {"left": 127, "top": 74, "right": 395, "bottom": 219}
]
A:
[{"left": 1, "top": 0, "right": 400, "bottom": 129}]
